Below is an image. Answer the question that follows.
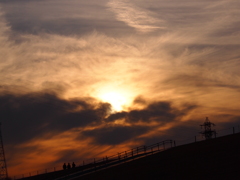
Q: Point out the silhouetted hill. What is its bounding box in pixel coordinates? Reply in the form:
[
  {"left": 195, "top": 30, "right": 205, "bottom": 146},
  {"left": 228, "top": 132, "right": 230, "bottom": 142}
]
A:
[
  {"left": 16, "top": 133, "right": 240, "bottom": 180},
  {"left": 76, "top": 133, "right": 240, "bottom": 180}
]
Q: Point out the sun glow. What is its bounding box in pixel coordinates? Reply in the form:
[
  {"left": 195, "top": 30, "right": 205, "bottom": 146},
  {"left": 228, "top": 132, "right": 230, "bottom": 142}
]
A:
[{"left": 99, "top": 92, "right": 127, "bottom": 111}]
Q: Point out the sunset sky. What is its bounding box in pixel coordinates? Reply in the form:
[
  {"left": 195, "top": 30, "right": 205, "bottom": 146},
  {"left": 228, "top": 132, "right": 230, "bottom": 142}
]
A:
[{"left": 0, "top": 0, "right": 240, "bottom": 177}]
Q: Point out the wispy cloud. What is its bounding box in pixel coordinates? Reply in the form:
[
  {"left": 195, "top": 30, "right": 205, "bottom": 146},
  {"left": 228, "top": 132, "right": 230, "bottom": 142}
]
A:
[
  {"left": 0, "top": 0, "right": 240, "bottom": 177},
  {"left": 107, "top": 0, "right": 164, "bottom": 33}
]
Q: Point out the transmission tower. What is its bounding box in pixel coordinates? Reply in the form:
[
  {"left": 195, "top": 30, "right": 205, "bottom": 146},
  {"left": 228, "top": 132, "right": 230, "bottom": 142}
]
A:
[
  {"left": 200, "top": 117, "right": 216, "bottom": 140},
  {"left": 0, "top": 123, "right": 8, "bottom": 180}
]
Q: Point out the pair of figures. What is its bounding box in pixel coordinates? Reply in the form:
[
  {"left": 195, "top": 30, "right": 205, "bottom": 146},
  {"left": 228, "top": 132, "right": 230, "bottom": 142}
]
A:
[{"left": 63, "top": 162, "right": 76, "bottom": 170}]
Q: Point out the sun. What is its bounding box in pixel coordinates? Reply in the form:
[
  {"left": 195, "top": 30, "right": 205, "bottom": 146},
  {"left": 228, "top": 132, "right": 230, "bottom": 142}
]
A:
[{"left": 99, "top": 91, "right": 128, "bottom": 111}]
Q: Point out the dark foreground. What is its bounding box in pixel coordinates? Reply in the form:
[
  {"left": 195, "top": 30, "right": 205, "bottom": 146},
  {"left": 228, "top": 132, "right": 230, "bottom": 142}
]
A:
[
  {"left": 77, "top": 133, "right": 240, "bottom": 180},
  {"left": 17, "top": 133, "right": 240, "bottom": 180}
]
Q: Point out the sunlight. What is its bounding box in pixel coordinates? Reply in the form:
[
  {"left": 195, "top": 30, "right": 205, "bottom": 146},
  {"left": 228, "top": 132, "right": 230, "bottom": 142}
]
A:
[{"left": 99, "top": 91, "right": 127, "bottom": 111}]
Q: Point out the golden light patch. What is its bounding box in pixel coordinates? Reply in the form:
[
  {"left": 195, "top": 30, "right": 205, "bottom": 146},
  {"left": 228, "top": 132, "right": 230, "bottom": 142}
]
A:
[
  {"left": 98, "top": 90, "right": 130, "bottom": 112},
  {"left": 101, "top": 92, "right": 126, "bottom": 111}
]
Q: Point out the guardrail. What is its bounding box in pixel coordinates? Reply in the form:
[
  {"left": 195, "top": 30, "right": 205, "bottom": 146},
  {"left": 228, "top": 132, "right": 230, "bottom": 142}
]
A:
[
  {"left": 14, "top": 140, "right": 174, "bottom": 180},
  {"left": 14, "top": 125, "right": 240, "bottom": 180},
  {"left": 55, "top": 139, "right": 174, "bottom": 180},
  {"left": 175, "top": 125, "right": 240, "bottom": 146}
]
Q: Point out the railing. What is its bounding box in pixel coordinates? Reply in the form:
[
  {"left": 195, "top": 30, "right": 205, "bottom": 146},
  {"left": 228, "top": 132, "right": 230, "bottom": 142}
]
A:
[
  {"left": 14, "top": 140, "right": 174, "bottom": 180},
  {"left": 14, "top": 124, "right": 240, "bottom": 180},
  {"left": 54, "top": 140, "right": 174, "bottom": 180},
  {"left": 174, "top": 125, "right": 240, "bottom": 146}
]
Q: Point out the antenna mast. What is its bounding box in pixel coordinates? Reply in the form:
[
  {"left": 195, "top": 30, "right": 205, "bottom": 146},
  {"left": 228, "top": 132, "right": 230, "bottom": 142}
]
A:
[
  {"left": 0, "top": 123, "right": 8, "bottom": 180},
  {"left": 200, "top": 117, "right": 216, "bottom": 140}
]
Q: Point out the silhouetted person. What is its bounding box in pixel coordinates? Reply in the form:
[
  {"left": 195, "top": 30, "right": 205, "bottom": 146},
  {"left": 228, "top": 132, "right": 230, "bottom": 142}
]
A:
[
  {"left": 67, "top": 163, "right": 71, "bottom": 169},
  {"left": 63, "top": 163, "right": 66, "bottom": 170},
  {"left": 72, "top": 162, "right": 76, "bottom": 168}
]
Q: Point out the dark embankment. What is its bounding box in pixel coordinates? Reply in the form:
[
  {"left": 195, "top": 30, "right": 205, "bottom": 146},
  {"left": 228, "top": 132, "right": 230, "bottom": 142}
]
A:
[{"left": 76, "top": 133, "right": 240, "bottom": 180}]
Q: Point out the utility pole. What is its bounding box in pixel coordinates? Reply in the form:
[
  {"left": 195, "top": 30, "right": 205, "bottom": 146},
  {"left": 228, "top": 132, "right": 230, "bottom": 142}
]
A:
[
  {"left": 0, "top": 123, "right": 8, "bottom": 180},
  {"left": 200, "top": 117, "right": 216, "bottom": 140}
]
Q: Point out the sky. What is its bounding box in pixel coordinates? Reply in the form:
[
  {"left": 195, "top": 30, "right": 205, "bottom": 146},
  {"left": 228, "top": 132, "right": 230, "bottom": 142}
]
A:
[{"left": 0, "top": 0, "right": 240, "bottom": 177}]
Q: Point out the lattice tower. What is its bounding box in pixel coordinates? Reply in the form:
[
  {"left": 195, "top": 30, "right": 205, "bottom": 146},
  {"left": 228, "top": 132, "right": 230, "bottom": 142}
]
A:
[
  {"left": 0, "top": 123, "right": 8, "bottom": 180},
  {"left": 200, "top": 117, "right": 216, "bottom": 140}
]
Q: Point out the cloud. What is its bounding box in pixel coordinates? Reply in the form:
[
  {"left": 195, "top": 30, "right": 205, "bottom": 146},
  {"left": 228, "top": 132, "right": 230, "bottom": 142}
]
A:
[
  {"left": 0, "top": 91, "right": 111, "bottom": 145},
  {"left": 82, "top": 125, "right": 151, "bottom": 145},
  {"left": 0, "top": 0, "right": 131, "bottom": 36},
  {"left": 0, "top": 90, "right": 198, "bottom": 176},
  {"left": 0, "top": 90, "right": 196, "bottom": 146},
  {"left": 1, "top": 90, "right": 239, "bottom": 177},
  {"left": 127, "top": 101, "right": 179, "bottom": 123},
  {"left": 107, "top": 0, "right": 164, "bottom": 33},
  {"left": 0, "top": 0, "right": 240, "bottom": 177},
  {"left": 81, "top": 100, "right": 197, "bottom": 145}
]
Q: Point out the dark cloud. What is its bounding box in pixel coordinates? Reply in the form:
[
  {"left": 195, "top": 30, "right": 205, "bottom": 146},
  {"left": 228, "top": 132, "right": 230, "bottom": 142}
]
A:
[
  {"left": 82, "top": 125, "right": 151, "bottom": 145},
  {"left": 106, "top": 111, "right": 128, "bottom": 122},
  {"left": 3, "top": 17, "right": 115, "bottom": 36},
  {"left": 0, "top": 90, "right": 197, "bottom": 150},
  {"left": 81, "top": 100, "right": 197, "bottom": 145},
  {"left": 126, "top": 101, "right": 196, "bottom": 123},
  {"left": 0, "top": 0, "right": 134, "bottom": 37},
  {"left": 105, "top": 101, "right": 195, "bottom": 124},
  {"left": 0, "top": 91, "right": 111, "bottom": 145},
  {"left": 132, "top": 96, "right": 147, "bottom": 105}
]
